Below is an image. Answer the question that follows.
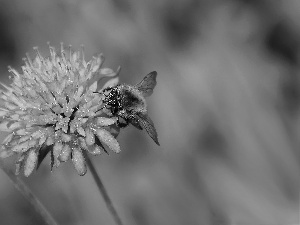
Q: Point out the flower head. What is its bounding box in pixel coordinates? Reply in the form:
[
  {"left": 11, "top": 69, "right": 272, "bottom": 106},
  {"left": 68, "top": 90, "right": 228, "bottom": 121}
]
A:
[{"left": 0, "top": 44, "right": 122, "bottom": 176}]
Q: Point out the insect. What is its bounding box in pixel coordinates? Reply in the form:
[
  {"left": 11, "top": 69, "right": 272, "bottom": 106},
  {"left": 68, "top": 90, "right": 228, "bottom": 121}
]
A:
[{"left": 99, "top": 71, "right": 160, "bottom": 146}]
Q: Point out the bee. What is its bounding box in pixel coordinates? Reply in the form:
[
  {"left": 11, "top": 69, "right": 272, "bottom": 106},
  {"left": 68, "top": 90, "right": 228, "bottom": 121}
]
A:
[{"left": 99, "top": 71, "right": 160, "bottom": 146}]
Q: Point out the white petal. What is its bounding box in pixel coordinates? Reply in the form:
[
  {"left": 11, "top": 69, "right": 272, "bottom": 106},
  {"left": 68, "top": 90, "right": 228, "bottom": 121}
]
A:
[
  {"left": 31, "top": 130, "right": 43, "bottom": 139},
  {"left": 16, "top": 129, "right": 27, "bottom": 135},
  {"left": 0, "top": 110, "right": 8, "bottom": 117},
  {"left": 24, "top": 150, "right": 38, "bottom": 177},
  {"left": 10, "top": 114, "right": 19, "bottom": 120},
  {"left": 59, "top": 144, "right": 71, "bottom": 162},
  {"left": 0, "top": 121, "right": 11, "bottom": 132},
  {"left": 89, "top": 145, "right": 103, "bottom": 155},
  {"left": 101, "top": 77, "right": 119, "bottom": 90},
  {"left": 77, "top": 127, "right": 86, "bottom": 137},
  {"left": 95, "top": 129, "right": 120, "bottom": 153},
  {"left": 85, "top": 129, "right": 95, "bottom": 145},
  {"left": 96, "top": 117, "right": 116, "bottom": 126},
  {"left": 53, "top": 142, "right": 63, "bottom": 159},
  {"left": 19, "top": 135, "right": 31, "bottom": 143},
  {"left": 79, "top": 137, "right": 88, "bottom": 150},
  {"left": 89, "top": 81, "right": 97, "bottom": 92},
  {"left": 12, "top": 141, "right": 30, "bottom": 152},
  {"left": 99, "top": 68, "right": 115, "bottom": 76},
  {"left": 39, "top": 135, "right": 47, "bottom": 146},
  {"left": 61, "top": 134, "right": 71, "bottom": 142},
  {"left": 2, "top": 133, "right": 13, "bottom": 144},
  {"left": 0, "top": 148, "right": 14, "bottom": 158},
  {"left": 5, "top": 102, "right": 18, "bottom": 110},
  {"left": 90, "top": 55, "right": 103, "bottom": 73},
  {"left": 15, "top": 154, "right": 26, "bottom": 175},
  {"left": 46, "top": 136, "right": 54, "bottom": 146},
  {"left": 74, "top": 86, "right": 84, "bottom": 100},
  {"left": 8, "top": 122, "right": 22, "bottom": 130},
  {"left": 72, "top": 148, "right": 86, "bottom": 176}
]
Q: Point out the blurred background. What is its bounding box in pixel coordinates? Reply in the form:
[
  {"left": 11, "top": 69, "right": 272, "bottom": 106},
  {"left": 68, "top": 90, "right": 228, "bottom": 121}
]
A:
[{"left": 0, "top": 0, "right": 299, "bottom": 224}]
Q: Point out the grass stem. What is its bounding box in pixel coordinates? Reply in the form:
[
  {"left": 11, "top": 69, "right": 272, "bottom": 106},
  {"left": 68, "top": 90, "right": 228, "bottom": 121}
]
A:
[
  {"left": 0, "top": 159, "right": 59, "bottom": 225},
  {"left": 84, "top": 153, "right": 124, "bottom": 225}
]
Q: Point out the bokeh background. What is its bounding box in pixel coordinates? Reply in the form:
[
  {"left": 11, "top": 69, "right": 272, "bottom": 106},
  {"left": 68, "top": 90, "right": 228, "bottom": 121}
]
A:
[{"left": 0, "top": 0, "right": 299, "bottom": 224}]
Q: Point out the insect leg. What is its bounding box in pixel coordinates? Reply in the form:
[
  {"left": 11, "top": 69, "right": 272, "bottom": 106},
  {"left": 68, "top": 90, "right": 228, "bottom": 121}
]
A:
[
  {"left": 93, "top": 86, "right": 114, "bottom": 96},
  {"left": 116, "top": 116, "right": 129, "bottom": 128}
]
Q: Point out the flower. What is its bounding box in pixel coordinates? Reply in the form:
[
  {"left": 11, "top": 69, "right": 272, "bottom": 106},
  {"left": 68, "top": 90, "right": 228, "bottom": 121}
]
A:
[{"left": 0, "top": 44, "right": 122, "bottom": 176}]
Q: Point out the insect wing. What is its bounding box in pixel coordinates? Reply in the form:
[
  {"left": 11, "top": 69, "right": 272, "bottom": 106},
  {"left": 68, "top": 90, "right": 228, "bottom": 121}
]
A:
[
  {"left": 136, "top": 112, "right": 160, "bottom": 145},
  {"left": 135, "top": 71, "right": 157, "bottom": 97},
  {"left": 130, "top": 118, "right": 143, "bottom": 130}
]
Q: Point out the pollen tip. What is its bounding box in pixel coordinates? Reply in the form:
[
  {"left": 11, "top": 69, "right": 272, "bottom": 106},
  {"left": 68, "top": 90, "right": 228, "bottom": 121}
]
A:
[
  {"left": 68, "top": 45, "right": 72, "bottom": 58},
  {"left": 33, "top": 46, "right": 42, "bottom": 59},
  {"left": 116, "top": 66, "right": 121, "bottom": 75},
  {"left": 0, "top": 82, "right": 11, "bottom": 91},
  {"left": 80, "top": 45, "right": 85, "bottom": 60},
  {"left": 60, "top": 42, "right": 64, "bottom": 51}
]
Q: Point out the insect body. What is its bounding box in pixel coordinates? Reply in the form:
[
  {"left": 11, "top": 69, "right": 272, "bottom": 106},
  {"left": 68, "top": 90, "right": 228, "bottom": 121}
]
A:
[{"left": 100, "top": 71, "right": 160, "bottom": 145}]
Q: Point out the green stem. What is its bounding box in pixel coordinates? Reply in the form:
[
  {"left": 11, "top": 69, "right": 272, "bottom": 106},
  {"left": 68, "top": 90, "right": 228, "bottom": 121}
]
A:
[
  {"left": 84, "top": 153, "right": 124, "bottom": 225},
  {"left": 0, "top": 160, "right": 59, "bottom": 225}
]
